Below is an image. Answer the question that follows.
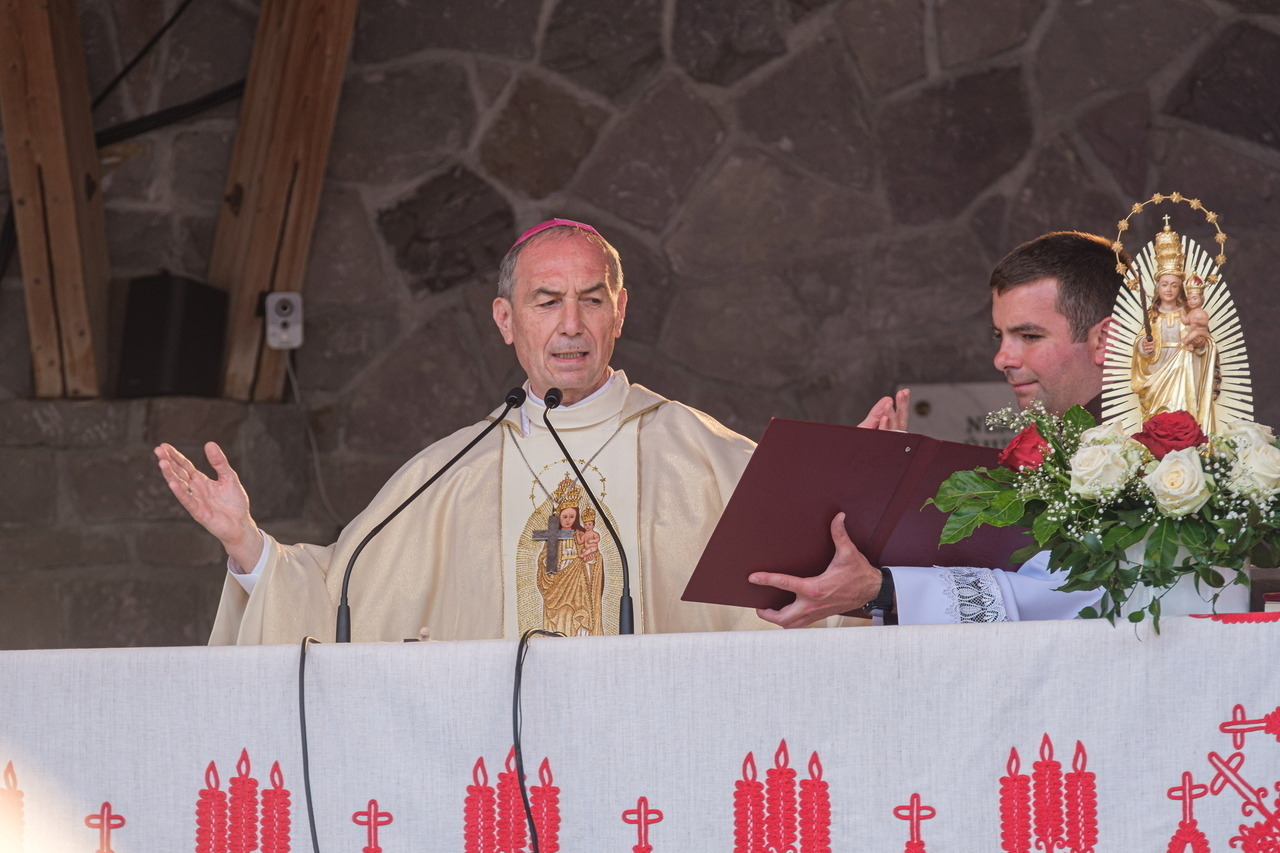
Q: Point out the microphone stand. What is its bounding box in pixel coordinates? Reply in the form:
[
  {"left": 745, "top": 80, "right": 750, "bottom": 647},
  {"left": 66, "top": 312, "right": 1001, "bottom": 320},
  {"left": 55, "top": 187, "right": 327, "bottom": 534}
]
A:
[
  {"left": 541, "top": 387, "right": 634, "bottom": 635},
  {"left": 334, "top": 388, "right": 526, "bottom": 642}
]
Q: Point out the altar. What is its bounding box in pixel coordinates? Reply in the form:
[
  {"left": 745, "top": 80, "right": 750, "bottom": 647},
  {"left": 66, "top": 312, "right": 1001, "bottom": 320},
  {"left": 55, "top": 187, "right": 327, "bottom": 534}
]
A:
[{"left": 2, "top": 614, "right": 1278, "bottom": 851}]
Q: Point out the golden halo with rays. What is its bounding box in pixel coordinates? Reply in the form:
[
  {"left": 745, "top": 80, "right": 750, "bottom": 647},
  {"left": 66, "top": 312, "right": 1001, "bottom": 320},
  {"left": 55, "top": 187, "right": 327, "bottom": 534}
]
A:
[{"left": 1101, "top": 194, "right": 1252, "bottom": 432}]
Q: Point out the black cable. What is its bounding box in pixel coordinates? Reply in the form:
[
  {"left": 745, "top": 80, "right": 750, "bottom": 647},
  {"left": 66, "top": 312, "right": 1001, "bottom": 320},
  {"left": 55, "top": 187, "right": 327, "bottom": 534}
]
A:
[
  {"left": 94, "top": 79, "right": 246, "bottom": 148},
  {"left": 512, "top": 629, "right": 560, "bottom": 853},
  {"left": 0, "top": 0, "right": 239, "bottom": 283},
  {"left": 298, "top": 636, "right": 323, "bottom": 853},
  {"left": 541, "top": 396, "right": 634, "bottom": 633},
  {"left": 91, "top": 0, "right": 202, "bottom": 112},
  {"left": 0, "top": 78, "right": 245, "bottom": 285}
]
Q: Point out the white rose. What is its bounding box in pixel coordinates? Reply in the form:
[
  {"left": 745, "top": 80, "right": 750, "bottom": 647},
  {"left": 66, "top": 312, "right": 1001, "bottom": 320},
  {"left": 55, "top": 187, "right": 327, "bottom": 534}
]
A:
[
  {"left": 1069, "top": 443, "right": 1134, "bottom": 498},
  {"left": 1231, "top": 441, "right": 1280, "bottom": 498},
  {"left": 1220, "top": 419, "right": 1276, "bottom": 449},
  {"left": 1078, "top": 422, "right": 1131, "bottom": 446},
  {"left": 1144, "top": 447, "right": 1214, "bottom": 517}
]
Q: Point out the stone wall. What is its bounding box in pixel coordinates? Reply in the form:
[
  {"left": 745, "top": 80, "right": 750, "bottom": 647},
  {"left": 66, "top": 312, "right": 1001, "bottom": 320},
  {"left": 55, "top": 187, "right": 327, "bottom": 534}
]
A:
[{"left": 1, "top": 0, "right": 1279, "bottom": 648}]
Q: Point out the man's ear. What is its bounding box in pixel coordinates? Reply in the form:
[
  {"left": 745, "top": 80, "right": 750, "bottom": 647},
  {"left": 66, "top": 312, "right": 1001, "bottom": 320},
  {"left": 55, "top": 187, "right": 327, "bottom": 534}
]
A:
[
  {"left": 1091, "top": 316, "right": 1113, "bottom": 366},
  {"left": 613, "top": 287, "right": 628, "bottom": 338},
  {"left": 493, "top": 297, "right": 515, "bottom": 345}
]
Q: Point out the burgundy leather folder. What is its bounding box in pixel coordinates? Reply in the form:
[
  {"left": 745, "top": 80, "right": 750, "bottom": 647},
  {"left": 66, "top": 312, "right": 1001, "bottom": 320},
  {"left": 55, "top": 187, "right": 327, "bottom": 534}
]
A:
[{"left": 681, "top": 418, "right": 1032, "bottom": 612}]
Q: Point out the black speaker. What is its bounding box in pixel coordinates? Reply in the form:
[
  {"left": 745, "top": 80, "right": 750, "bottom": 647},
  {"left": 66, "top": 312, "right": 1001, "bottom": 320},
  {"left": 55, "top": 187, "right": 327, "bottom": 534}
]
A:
[{"left": 115, "top": 272, "right": 227, "bottom": 398}]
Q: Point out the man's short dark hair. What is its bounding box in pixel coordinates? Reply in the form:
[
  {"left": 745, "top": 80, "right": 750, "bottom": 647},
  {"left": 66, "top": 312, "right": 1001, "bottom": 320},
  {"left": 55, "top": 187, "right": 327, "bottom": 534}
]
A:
[{"left": 989, "top": 231, "right": 1127, "bottom": 341}]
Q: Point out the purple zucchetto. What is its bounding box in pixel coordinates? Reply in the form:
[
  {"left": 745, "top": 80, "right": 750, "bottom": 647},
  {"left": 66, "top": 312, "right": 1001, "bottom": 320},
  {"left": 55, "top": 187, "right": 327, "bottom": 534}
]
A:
[{"left": 509, "top": 218, "right": 603, "bottom": 251}]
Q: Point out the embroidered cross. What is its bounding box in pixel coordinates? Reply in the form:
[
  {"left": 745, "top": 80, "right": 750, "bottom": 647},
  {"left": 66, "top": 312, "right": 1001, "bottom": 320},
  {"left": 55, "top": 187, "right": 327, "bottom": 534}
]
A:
[
  {"left": 1220, "top": 703, "right": 1280, "bottom": 750},
  {"left": 623, "top": 796, "right": 663, "bottom": 851},
  {"left": 84, "top": 802, "right": 125, "bottom": 853},
  {"left": 352, "top": 799, "right": 393, "bottom": 853},
  {"left": 893, "top": 792, "right": 936, "bottom": 844},
  {"left": 1207, "top": 751, "right": 1278, "bottom": 826},
  {"left": 532, "top": 513, "right": 576, "bottom": 575},
  {"left": 1167, "top": 771, "right": 1209, "bottom": 824}
]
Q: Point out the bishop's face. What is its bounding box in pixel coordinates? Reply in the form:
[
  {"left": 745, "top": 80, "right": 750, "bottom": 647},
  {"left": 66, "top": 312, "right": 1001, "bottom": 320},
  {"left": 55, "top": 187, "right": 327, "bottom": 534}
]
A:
[{"left": 492, "top": 233, "right": 627, "bottom": 406}]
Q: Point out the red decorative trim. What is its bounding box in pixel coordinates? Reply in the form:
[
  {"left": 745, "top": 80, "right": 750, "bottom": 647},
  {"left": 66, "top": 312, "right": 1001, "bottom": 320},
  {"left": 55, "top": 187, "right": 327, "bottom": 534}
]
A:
[
  {"left": 196, "top": 761, "right": 229, "bottom": 853},
  {"left": 734, "top": 753, "right": 766, "bottom": 853},
  {"left": 1166, "top": 772, "right": 1210, "bottom": 853},
  {"left": 1233, "top": 819, "right": 1280, "bottom": 852},
  {"left": 765, "top": 740, "right": 798, "bottom": 853},
  {"left": 999, "top": 748, "right": 1031, "bottom": 853},
  {"left": 1207, "top": 751, "right": 1280, "bottom": 844},
  {"left": 1191, "top": 612, "right": 1280, "bottom": 623},
  {"left": 1165, "top": 820, "right": 1210, "bottom": 853},
  {"left": 260, "top": 762, "right": 292, "bottom": 853},
  {"left": 893, "top": 792, "right": 936, "bottom": 851},
  {"left": 798, "top": 753, "right": 831, "bottom": 853},
  {"left": 1032, "top": 735, "right": 1064, "bottom": 851},
  {"left": 622, "top": 795, "right": 663, "bottom": 853},
  {"left": 531, "top": 758, "right": 561, "bottom": 853},
  {"left": 464, "top": 758, "right": 497, "bottom": 853},
  {"left": 1220, "top": 703, "right": 1280, "bottom": 749},
  {"left": 1063, "top": 741, "right": 1097, "bottom": 853},
  {"left": 85, "top": 801, "right": 126, "bottom": 853},
  {"left": 352, "top": 799, "right": 392, "bottom": 853},
  {"left": 229, "top": 749, "right": 259, "bottom": 853},
  {"left": 496, "top": 747, "right": 528, "bottom": 853}
]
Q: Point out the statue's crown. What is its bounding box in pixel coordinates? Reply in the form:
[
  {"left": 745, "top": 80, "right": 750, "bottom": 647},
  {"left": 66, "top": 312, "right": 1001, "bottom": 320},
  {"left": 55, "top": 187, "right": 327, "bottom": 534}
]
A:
[
  {"left": 1153, "top": 220, "right": 1186, "bottom": 279},
  {"left": 552, "top": 474, "right": 582, "bottom": 511}
]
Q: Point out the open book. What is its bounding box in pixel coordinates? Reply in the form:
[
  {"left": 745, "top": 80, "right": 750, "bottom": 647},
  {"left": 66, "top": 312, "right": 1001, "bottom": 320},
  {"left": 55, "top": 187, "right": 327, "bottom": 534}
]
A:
[{"left": 681, "top": 418, "right": 1032, "bottom": 613}]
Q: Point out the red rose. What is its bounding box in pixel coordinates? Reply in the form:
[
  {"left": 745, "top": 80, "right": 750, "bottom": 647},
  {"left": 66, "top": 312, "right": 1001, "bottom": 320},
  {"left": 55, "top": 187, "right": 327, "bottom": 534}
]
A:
[
  {"left": 1132, "top": 411, "right": 1208, "bottom": 460},
  {"left": 997, "top": 423, "right": 1050, "bottom": 471}
]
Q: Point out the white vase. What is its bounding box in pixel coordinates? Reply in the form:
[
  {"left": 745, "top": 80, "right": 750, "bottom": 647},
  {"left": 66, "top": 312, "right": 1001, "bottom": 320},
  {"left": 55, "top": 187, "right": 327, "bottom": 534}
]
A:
[{"left": 1118, "top": 540, "right": 1251, "bottom": 618}]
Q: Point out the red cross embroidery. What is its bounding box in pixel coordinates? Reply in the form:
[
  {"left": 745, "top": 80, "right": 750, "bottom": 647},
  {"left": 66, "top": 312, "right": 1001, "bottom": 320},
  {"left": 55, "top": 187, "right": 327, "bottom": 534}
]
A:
[
  {"left": 352, "top": 798, "right": 393, "bottom": 853},
  {"left": 623, "top": 796, "right": 663, "bottom": 851},
  {"left": 84, "top": 802, "right": 125, "bottom": 853},
  {"left": 893, "top": 792, "right": 937, "bottom": 845}
]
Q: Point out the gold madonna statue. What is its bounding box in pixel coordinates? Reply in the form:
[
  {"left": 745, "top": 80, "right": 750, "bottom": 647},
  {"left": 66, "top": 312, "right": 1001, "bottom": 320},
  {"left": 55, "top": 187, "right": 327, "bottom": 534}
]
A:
[
  {"left": 1130, "top": 220, "right": 1220, "bottom": 430},
  {"left": 1101, "top": 193, "right": 1252, "bottom": 432}
]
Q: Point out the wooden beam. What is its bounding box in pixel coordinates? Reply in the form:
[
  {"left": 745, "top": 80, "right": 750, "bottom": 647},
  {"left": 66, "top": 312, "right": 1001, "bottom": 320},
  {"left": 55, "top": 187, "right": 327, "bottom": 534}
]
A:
[
  {"left": 209, "top": 0, "right": 361, "bottom": 401},
  {"left": 0, "top": 0, "right": 111, "bottom": 398}
]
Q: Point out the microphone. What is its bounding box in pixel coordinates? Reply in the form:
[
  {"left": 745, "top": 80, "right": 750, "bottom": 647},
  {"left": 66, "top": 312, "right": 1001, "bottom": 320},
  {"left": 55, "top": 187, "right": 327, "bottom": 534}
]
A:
[
  {"left": 541, "top": 387, "right": 634, "bottom": 635},
  {"left": 334, "top": 387, "right": 527, "bottom": 642}
]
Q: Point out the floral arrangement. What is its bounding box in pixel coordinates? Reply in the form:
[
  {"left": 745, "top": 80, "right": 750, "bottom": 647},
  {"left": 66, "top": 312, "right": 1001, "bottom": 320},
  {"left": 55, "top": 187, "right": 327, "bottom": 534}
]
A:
[{"left": 930, "top": 407, "right": 1280, "bottom": 625}]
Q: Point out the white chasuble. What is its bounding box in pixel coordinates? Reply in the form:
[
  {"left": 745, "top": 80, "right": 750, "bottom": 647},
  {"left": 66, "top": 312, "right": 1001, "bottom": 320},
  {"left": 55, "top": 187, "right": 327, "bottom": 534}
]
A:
[{"left": 501, "top": 386, "right": 643, "bottom": 637}]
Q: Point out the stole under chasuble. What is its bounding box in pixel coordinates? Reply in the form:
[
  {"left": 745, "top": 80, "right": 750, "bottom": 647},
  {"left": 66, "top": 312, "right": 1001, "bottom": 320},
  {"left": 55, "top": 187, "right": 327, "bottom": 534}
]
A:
[
  {"left": 208, "top": 372, "right": 773, "bottom": 645},
  {"left": 500, "top": 385, "right": 643, "bottom": 637}
]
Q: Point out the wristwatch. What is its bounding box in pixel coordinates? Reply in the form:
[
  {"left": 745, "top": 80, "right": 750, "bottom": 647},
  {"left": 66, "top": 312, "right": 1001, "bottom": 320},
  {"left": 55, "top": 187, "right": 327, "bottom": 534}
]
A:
[{"left": 864, "top": 567, "right": 895, "bottom": 615}]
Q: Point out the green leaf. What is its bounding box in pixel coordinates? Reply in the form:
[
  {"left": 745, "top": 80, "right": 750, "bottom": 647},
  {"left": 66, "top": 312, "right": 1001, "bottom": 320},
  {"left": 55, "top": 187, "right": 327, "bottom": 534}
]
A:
[
  {"left": 1195, "top": 565, "right": 1226, "bottom": 589},
  {"left": 1032, "top": 511, "right": 1063, "bottom": 546},
  {"left": 1079, "top": 531, "right": 1104, "bottom": 556},
  {"left": 929, "top": 469, "right": 1009, "bottom": 512},
  {"left": 938, "top": 503, "right": 986, "bottom": 545},
  {"left": 1249, "top": 539, "right": 1280, "bottom": 569},
  {"left": 1011, "top": 542, "right": 1045, "bottom": 563},
  {"left": 1179, "top": 519, "right": 1211, "bottom": 550},
  {"left": 1061, "top": 404, "right": 1097, "bottom": 434},
  {"left": 988, "top": 489, "right": 1028, "bottom": 526},
  {"left": 1144, "top": 518, "right": 1180, "bottom": 568}
]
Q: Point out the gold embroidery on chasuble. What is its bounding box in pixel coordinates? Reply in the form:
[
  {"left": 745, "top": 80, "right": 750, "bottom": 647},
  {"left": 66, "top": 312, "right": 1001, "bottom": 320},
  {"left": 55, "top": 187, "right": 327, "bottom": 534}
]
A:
[{"left": 500, "top": 411, "right": 642, "bottom": 638}]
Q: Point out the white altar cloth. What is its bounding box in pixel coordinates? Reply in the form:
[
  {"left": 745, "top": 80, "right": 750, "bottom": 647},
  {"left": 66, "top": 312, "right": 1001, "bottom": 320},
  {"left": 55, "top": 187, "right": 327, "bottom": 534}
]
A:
[{"left": 2, "top": 614, "right": 1278, "bottom": 851}]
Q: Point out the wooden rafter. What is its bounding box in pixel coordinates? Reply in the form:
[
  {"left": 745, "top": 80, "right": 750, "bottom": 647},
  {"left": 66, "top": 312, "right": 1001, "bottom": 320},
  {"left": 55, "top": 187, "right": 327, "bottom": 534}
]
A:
[
  {"left": 209, "top": 0, "right": 361, "bottom": 401},
  {"left": 0, "top": 0, "right": 111, "bottom": 398}
]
